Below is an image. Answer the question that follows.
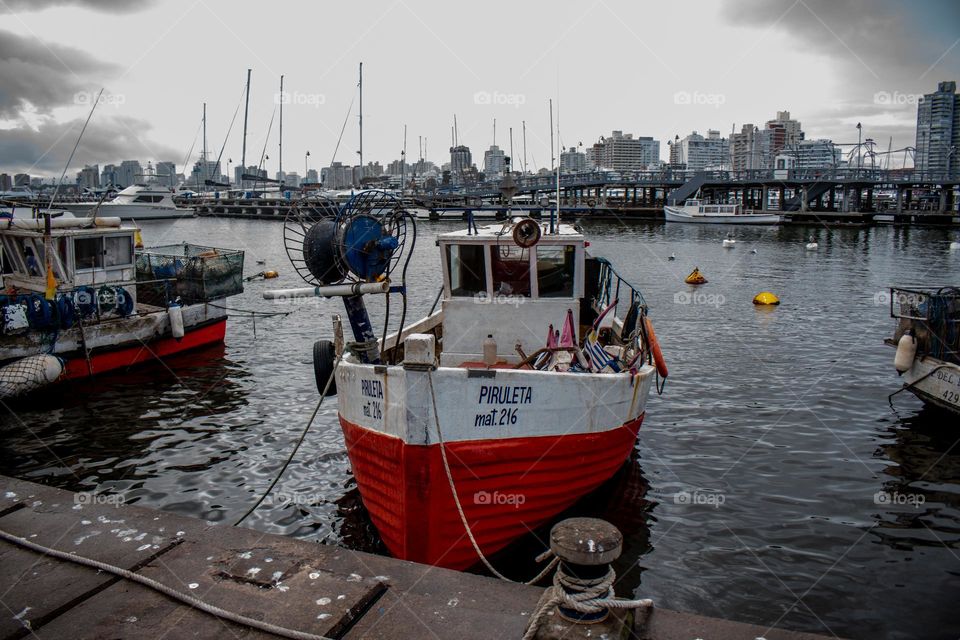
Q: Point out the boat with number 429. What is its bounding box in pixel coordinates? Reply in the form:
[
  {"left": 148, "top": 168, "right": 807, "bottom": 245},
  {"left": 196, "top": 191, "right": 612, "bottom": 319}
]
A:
[
  {"left": 275, "top": 190, "right": 668, "bottom": 570},
  {"left": 0, "top": 214, "right": 244, "bottom": 398},
  {"left": 887, "top": 286, "right": 960, "bottom": 415}
]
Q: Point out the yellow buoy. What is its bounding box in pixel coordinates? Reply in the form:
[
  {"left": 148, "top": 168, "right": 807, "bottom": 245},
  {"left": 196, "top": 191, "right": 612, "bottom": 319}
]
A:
[
  {"left": 684, "top": 267, "right": 707, "bottom": 285},
  {"left": 263, "top": 270, "right": 279, "bottom": 279},
  {"left": 753, "top": 291, "right": 780, "bottom": 305}
]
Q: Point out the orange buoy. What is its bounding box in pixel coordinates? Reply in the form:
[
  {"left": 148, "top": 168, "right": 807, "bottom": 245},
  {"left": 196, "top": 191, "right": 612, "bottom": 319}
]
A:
[
  {"left": 644, "top": 315, "right": 668, "bottom": 378},
  {"left": 263, "top": 270, "right": 279, "bottom": 279},
  {"left": 684, "top": 267, "right": 707, "bottom": 285}
]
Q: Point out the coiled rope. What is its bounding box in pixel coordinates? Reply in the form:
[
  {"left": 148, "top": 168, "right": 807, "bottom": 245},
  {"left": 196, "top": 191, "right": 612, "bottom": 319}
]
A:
[{"left": 0, "top": 528, "right": 332, "bottom": 640}]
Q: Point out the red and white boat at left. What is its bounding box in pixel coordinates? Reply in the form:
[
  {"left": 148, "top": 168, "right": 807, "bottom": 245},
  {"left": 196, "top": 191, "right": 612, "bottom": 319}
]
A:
[
  {"left": 272, "top": 191, "right": 668, "bottom": 571},
  {"left": 0, "top": 212, "right": 243, "bottom": 397}
]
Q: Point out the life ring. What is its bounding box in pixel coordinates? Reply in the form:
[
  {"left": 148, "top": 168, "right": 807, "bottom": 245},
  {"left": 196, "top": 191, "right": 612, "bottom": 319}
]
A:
[
  {"left": 513, "top": 218, "right": 541, "bottom": 248},
  {"left": 644, "top": 315, "right": 668, "bottom": 378},
  {"left": 587, "top": 198, "right": 597, "bottom": 207}
]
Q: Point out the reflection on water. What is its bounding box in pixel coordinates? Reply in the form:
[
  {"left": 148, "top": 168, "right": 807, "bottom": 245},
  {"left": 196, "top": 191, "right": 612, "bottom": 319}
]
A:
[{"left": 1, "top": 218, "right": 959, "bottom": 639}]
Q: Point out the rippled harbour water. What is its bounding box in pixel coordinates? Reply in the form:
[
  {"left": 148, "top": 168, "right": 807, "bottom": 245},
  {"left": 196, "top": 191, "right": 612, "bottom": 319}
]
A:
[{"left": 1, "top": 216, "right": 958, "bottom": 639}]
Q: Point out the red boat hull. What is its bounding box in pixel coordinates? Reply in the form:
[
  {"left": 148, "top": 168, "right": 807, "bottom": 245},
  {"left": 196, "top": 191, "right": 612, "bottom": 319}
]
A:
[
  {"left": 340, "top": 413, "right": 644, "bottom": 570},
  {"left": 62, "top": 318, "right": 227, "bottom": 380}
]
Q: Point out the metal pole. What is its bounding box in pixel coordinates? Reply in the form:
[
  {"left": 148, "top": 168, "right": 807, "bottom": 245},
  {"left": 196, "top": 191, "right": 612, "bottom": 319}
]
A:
[
  {"left": 241, "top": 69, "right": 251, "bottom": 172},
  {"left": 522, "top": 120, "right": 527, "bottom": 174},
  {"left": 549, "top": 100, "right": 555, "bottom": 234},
  {"left": 202, "top": 102, "right": 208, "bottom": 186},
  {"left": 278, "top": 74, "right": 284, "bottom": 181},
  {"left": 358, "top": 62, "right": 363, "bottom": 186}
]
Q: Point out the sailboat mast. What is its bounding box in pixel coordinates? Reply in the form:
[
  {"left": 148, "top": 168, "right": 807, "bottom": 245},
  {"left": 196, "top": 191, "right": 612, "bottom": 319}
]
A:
[
  {"left": 278, "top": 74, "right": 283, "bottom": 181},
  {"left": 402, "top": 124, "right": 407, "bottom": 192},
  {"left": 202, "top": 102, "right": 208, "bottom": 186},
  {"left": 522, "top": 120, "right": 527, "bottom": 175},
  {"left": 358, "top": 62, "right": 363, "bottom": 183},
  {"left": 549, "top": 100, "right": 556, "bottom": 234},
  {"left": 241, "top": 69, "right": 251, "bottom": 178}
]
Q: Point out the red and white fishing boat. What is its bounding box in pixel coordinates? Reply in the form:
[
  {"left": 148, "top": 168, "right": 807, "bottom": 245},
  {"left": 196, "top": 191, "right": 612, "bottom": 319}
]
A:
[
  {"left": 0, "top": 213, "right": 243, "bottom": 397},
  {"left": 275, "top": 191, "right": 667, "bottom": 570}
]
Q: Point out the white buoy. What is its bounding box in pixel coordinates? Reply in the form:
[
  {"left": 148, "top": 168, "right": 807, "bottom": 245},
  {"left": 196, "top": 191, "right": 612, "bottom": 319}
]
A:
[
  {"left": 723, "top": 234, "right": 736, "bottom": 248},
  {"left": 805, "top": 236, "right": 818, "bottom": 251},
  {"left": 0, "top": 355, "right": 64, "bottom": 398},
  {"left": 894, "top": 331, "right": 917, "bottom": 373},
  {"left": 168, "top": 303, "right": 185, "bottom": 339},
  {"left": 950, "top": 241, "right": 960, "bottom": 251}
]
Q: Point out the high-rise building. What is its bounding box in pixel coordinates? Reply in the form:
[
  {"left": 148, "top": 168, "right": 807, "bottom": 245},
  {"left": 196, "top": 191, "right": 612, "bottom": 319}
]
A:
[
  {"left": 730, "top": 125, "right": 773, "bottom": 172},
  {"left": 679, "top": 130, "right": 730, "bottom": 170},
  {"left": 449, "top": 145, "right": 472, "bottom": 181},
  {"left": 101, "top": 164, "right": 119, "bottom": 187},
  {"left": 13, "top": 174, "right": 30, "bottom": 187},
  {"left": 915, "top": 80, "right": 960, "bottom": 176},
  {"left": 776, "top": 139, "right": 841, "bottom": 170},
  {"left": 588, "top": 131, "right": 660, "bottom": 171},
  {"left": 0, "top": 174, "right": 12, "bottom": 191},
  {"left": 284, "top": 172, "right": 300, "bottom": 187},
  {"left": 156, "top": 162, "right": 177, "bottom": 187},
  {"left": 188, "top": 159, "right": 223, "bottom": 186},
  {"left": 305, "top": 169, "right": 319, "bottom": 184},
  {"left": 117, "top": 160, "right": 142, "bottom": 188},
  {"left": 483, "top": 145, "right": 506, "bottom": 177},
  {"left": 77, "top": 164, "right": 100, "bottom": 190},
  {"left": 560, "top": 147, "right": 588, "bottom": 173},
  {"left": 765, "top": 111, "right": 804, "bottom": 156},
  {"left": 321, "top": 162, "right": 355, "bottom": 188}
]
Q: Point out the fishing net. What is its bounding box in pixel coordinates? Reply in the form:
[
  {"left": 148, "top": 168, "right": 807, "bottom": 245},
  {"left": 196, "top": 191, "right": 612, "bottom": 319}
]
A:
[
  {"left": 136, "top": 243, "right": 245, "bottom": 306},
  {"left": 891, "top": 287, "right": 960, "bottom": 364},
  {"left": 0, "top": 355, "right": 62, "bottom": 399}
]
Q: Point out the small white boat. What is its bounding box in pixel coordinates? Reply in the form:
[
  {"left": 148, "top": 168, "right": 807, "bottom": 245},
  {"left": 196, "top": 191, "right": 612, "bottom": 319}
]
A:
[
  {"left": 664, "top": 199, "right": 781, "bottom": 225},
  {"left": 68, "top": 184, "right": 194, "bottom": 220}
]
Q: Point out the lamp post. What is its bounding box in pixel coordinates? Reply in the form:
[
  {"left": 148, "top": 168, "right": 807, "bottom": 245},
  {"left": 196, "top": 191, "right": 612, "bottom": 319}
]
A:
[
  {"left": 305, "top": 150, "right": 310, "bottom": 180},
  {"left": 856, "top": 122, "right": 862, "bottom": 175}
]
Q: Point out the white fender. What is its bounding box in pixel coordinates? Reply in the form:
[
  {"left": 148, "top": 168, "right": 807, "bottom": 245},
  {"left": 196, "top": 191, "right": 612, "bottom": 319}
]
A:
[
  {"left": 894, "top": 332, "right": 917, "bottom": 374},
  {"left": 0, "top": 355, "right": 64, "bottom": 398},
  {"left": 168, "top": 303, "right": 185, "bottom": 339}
]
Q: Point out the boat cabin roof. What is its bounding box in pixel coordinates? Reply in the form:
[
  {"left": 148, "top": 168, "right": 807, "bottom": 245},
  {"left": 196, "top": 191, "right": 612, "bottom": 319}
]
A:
[{"left": 438, "top": 220, "right": 583, "bottom": 243}]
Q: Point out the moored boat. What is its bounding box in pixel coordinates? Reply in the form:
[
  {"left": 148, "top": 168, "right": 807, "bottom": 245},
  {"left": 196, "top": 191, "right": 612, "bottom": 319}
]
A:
[
  {"left": 272, "top": 190, "right": 666, "bottom": 570},
  {"left": 887, "top": 286, "right": 960, "bottom": 415},
  {"left": 0, "top": 215, "right": 243, "bottom": 396},
  {"left": 664, "top": 199, "right": 781, "bottom": 224},
  {"left": 67, "top": 184, "right": 194, "bottom": 220}
]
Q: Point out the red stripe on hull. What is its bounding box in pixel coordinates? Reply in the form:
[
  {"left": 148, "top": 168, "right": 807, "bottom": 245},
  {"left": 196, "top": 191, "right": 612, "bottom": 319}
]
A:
[
  {"left": 62, "top": 319, "right": 227, "bottom": 380},
  {"left": 340, "top": 415, "right": 643, "bottom": 570}
]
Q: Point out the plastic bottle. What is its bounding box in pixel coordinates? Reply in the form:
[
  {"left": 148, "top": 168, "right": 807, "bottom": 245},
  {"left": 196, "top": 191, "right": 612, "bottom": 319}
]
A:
[{"left": 482, "top": 334, "right": 497, "bottom": 367}]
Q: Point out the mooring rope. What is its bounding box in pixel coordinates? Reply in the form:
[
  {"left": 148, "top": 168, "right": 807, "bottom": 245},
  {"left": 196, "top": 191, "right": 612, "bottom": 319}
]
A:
[
  {"left": 426, "top": 372, "right": 560, "bottom": 586},
  {"left": 0, "top": 528, "right": 333, "bottom": 640}
]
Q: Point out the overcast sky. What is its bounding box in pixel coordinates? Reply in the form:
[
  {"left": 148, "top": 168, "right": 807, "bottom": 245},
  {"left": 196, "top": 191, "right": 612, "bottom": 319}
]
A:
[{"left": 1, "top": 0, "right": 958, "bottom": 177}]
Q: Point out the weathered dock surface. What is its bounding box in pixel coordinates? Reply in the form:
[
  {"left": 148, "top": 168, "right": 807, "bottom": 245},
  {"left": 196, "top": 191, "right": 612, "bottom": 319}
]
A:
[{"left": 0, "top": 476, "right": 834, "bottom": 639}]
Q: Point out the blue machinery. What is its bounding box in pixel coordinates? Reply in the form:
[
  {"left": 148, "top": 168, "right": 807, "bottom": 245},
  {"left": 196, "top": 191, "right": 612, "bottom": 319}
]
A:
[{"left": 274, "top": 191, "right": 414, "bottom": 366}]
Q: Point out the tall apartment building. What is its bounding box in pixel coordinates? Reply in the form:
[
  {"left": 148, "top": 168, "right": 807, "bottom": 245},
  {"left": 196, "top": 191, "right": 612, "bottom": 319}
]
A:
[
  {"left": 915, "top": 80, "right": 960, "bottom": 176},
  {"left": 560, "top": 147, "right": 589, "bottom": 173},
  {"left": 0, "top": 174, "right": 12, "bottom": 191},
  {"left": 100, "top": 164, "right": 119, "bottom": 187},
  {"left": 589, "top": 131, "right": 660, "bottom": 171},
  {"left": 776, "top": 139, "right": 841, "bottom": 170},
  {"left": 765, "top": 111, "right": 804, "bottom": 156},
  {"left": 117, "top": 160, "right": 142, "bottom": 188},
  {"left": 679, "top": 130, "right": 730, "bottom": 170},
  {"left": 77, "top": 164, "right": 100, "bottom": 190},
  {"left": 449, "top": 145, "right": 473, "bottom": 182},
  {"left": 321, "top": 162, "right": 355, "bottom": 188},
  {"left": 13, "top": 174, "right": 30, "bottom": 187},
  {"left": 483, "top": 145, "right": 506, "bottom": 177},
  {"left": 156, "top": 162, "right": 177, "bottom": 187}
]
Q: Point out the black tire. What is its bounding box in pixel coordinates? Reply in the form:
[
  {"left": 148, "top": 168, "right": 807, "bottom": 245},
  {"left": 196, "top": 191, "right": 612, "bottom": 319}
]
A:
[{"left": 313, "top": 339, "right": 337, "bottom": 396}]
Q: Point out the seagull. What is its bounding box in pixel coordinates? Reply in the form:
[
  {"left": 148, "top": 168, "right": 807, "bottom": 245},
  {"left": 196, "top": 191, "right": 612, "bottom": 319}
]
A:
[{"left": 668, "top": 253, "right": 676, "bottom": 261}]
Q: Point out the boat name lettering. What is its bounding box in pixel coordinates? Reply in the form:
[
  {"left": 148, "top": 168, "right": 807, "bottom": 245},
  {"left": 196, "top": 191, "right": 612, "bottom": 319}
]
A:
[
  {"left": 361, "top": 379, "right": 383, "bottom": 399},
  {"left": 934, "top": 369, "right": 957, "bottom": 386},
  {"left": 478, "top": 385, "right": 532, "bottom": 405}
]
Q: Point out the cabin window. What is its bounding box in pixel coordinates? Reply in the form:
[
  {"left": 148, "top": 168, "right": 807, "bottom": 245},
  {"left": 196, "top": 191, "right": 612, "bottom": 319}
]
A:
[
  {"left": 491, "top": 244, "right": 531, "bottom": 297},
  {"left": 74, "top": 237, "right": 103, "bottom": 270},
  {"left": 446, "top": 244, "right": 486, "bottom": 296},
  {"left": 536, "top": 245, "right": 576, "bottom": 298},
  {"left": 133, "top": 195, "right": 162, "bottom": 203},
  {"left": 104, "top": 235, "right": 133, "bottom": 267}
]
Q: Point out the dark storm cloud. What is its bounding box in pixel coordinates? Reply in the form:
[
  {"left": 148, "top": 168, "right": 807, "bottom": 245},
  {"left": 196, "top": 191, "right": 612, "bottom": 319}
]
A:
[
  {"left": 2, "top": 116, "right": 181, "bottom": 174},
  {"left": 0, "top": 30, "right": 117, "bottom": 118},
  {"left": 0, "top": 0, "right": 156, "bottom": 14}
]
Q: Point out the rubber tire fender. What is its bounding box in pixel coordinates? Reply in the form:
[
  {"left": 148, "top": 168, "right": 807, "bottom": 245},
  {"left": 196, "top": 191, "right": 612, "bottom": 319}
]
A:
[{"left": 313, "top": 339, "right": 338, "bottom": 396}]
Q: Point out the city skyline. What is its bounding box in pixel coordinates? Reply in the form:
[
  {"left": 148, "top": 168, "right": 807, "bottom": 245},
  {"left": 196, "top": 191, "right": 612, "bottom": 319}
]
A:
[{"left": 1, "top": 0, "right": 958, "bottom": 178}]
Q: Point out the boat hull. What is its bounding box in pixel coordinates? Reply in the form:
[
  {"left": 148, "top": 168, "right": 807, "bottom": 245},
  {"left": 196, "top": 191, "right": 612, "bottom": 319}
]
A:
[
  {"left": 335, "top": 358, "right": 654, "bottom": 569},
  {"left": 69, "top": 203, "right": 194, "bottom": 220},
  {"left": 664, "top": 205, "right": 781, "bottom": 224},
  {"left": 902, "top": 355, "right": 960, "bottom": 415},
  {"left": 341, "top": 413, "right": 644, "bottom": 570}
]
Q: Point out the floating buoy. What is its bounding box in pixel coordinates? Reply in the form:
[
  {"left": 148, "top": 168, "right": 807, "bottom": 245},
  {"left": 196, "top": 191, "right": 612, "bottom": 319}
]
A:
[
  {"left": 894, "top": 331, "right": 917, "bottom": 374},
  {"left": 684, "top": 267, "right": 707, "bottom": 285},
  {"left": 805, "top": 236, "right": 818, "bottom": 251},
  {"left": 753, "top": 291, "right": 780, "bottom": 306},
  {"left": 263, "top": 270, "right": 279, "bottom": 279},
  {"left": 723, "top": 237, "right": 736, "bottom": 248},
  {"left": 644, "top": 316, "right": 668, "bottom": 378},
  {"left": 950, "top": 241, "right": 960, "bottom": 251},
  {"left": 0, "top": 354, "right": 64, "bottom": 398}
]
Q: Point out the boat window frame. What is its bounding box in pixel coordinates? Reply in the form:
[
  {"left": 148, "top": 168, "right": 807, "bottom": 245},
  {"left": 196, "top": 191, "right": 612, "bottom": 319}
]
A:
[
  {"left": 442, "top": 242, "right": 490, "bottom": 298},
  {"left": 72, "top": 231, "right": 136, "bottom": 274},
  {"left": 534, "top": 243, "right": 578, "bottom": 299}
]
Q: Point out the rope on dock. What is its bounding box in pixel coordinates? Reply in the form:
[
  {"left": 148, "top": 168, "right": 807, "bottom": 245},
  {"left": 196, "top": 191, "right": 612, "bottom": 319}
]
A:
[
  {"left": 426, "top": 372, "right": 560, "bottom": 586},
  {"left": 0, "top": 527, "right": 334, "bottom": 640}
]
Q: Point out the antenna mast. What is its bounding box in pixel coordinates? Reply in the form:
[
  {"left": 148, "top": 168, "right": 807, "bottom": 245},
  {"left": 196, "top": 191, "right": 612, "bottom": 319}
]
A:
[{"left": 358, "top": 62, "right": 363, "bottom": 182}]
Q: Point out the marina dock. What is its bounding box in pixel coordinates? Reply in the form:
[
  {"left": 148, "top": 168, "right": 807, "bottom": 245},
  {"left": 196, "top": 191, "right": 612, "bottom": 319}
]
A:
[{"left": 0, "top": 475, "right": 834, "bottom": 640}]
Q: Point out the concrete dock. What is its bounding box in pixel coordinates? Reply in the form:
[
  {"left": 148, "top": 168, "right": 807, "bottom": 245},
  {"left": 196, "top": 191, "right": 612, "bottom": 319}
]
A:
[{"left": 0, "top": 476, "right": 834, "bottom": 639}]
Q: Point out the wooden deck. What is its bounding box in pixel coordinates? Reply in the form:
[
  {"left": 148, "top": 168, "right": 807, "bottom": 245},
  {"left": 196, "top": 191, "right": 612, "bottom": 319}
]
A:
[{"left": 0, "top": 476, "right": 836, "bottom": 639}]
